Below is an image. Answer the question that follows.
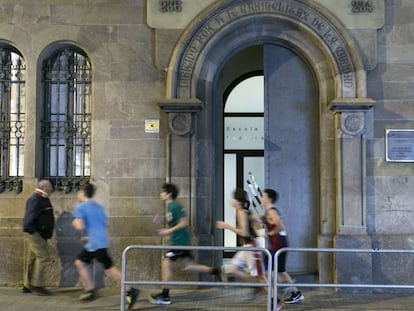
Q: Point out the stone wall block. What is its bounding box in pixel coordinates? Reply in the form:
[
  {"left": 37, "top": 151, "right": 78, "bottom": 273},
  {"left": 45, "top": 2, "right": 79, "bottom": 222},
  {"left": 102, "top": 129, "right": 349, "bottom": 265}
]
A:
[
  {"left": 109, "top": 121, "right": 161, "bottom": 140},
  {"left": 70, "top": 5, "right": 143, "bottom": 25},
  {"left": 108, "top": 237, "right": 162, "bottom": 282},
  {"left": 108, "top": 216, "right": 160, "bottom": 237},
  {"left": 104, "top": 140, "right": 164, "bottom": 159},
  {"left": 109, "top": 178, "right": 164, "bottom": 197},
  {"left": 373, "top": 99, "right": 414, "bottom": 120},
  {"left": 349, "top": 29, "right": 377, "bottom": 71},
  {"left": 117, "top": 24, "right": 152, "bottom": 44},
  {"left": 0, "top": 197, "right": 26, "bottom": 217},
  {"left": 0, "top": 239, "right": 24, "bottom": 286},
  {"left": 77, "top": 26, "right": 110, "bottom": 53},
  {"left": 0, "top": 5, "right": 13, "bottom": 24},
  {"left": 109, "top": 197, "right": 163, "bottom": 217},
  {"left": 155, "top": 29, "right": 182, "bottom": 70},
  {"left": 105, "top": 158, "right": 164, "bottom": 179},
  {"left": 372, "top": 235, "right": 414, "bottom": 287},
  {"left": 104, "top": 82, "right": 162, "bottom": 119},
  {"left": 334, "top": 235, "right": 373, "bottom": 292},
  {"left": 11, "top": 4, "right": 51, "bottom": 25}
]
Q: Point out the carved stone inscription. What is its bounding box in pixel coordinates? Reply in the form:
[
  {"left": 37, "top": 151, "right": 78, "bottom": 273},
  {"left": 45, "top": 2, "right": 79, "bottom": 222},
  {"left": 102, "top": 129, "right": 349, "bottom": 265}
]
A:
[
  {"left": 177, "top": 0, "right": 355, "bottom": 97},
  {"left": 351, "top": 0, "right": 374, "bottom": 13},
  {"left": 159, "top": 0, "right": 183, "bottom": 13}
]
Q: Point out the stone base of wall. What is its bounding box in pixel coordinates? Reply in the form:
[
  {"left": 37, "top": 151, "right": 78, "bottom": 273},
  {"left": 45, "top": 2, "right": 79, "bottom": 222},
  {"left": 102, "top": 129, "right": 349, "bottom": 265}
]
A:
[
  {"left": 334, "top": 234, "right": 414, "bottom": 293},
  {"left": 0, "top": 236, "right": 161, "bottom": 287}
]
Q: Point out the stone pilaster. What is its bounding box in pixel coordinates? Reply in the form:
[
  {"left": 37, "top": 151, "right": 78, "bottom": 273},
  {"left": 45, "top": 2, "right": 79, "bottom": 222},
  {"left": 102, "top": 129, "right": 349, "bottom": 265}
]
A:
[
  {"left": 330, "top": 98, "right": 375, "bottom": 234},
  {"left": 157, "top": 98, "right": 203, "bottom": 227},
  {"left": 330, "top": 98, "right": 375, "bottom": 289}
]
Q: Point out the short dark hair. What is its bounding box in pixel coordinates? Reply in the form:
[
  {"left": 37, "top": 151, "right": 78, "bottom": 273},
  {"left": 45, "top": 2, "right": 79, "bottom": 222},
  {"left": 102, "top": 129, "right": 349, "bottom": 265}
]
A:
[
  {"left": 162, "top": 183, "right": 179, "bottom": 199},
  {"left": 82, "top": 183, "right": 96, "bottom": 199},
  {"left": 263, "top": 188, "right": 279, "bottom": 203}
]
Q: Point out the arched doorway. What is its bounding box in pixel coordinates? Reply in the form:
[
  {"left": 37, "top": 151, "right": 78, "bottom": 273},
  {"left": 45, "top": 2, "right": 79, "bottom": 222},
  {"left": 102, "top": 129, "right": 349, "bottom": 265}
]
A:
[
  {"left": 162, "top": 0, "right": 373, "bottom": 283},
  {"left": 220, "top": 43, "right": 318, "bottom": 274}
]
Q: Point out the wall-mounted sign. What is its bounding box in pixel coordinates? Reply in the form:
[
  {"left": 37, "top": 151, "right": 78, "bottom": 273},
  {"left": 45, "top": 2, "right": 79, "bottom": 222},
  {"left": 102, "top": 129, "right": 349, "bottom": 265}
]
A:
[
  {"left": 385, "top": 129, "right": 414, "bottom": 162},
  {"left": 224, "top": 117, "right": 264, "bottom": 150},
  {"left": 145, "top": 119, "right": 160, "bottom": 133}
]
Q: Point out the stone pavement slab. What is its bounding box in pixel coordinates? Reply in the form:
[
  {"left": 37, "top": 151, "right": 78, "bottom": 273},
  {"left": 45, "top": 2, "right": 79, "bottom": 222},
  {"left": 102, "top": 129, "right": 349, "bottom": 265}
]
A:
[{"left": 1, "top": 286, "right": 413, "bottom": 310}]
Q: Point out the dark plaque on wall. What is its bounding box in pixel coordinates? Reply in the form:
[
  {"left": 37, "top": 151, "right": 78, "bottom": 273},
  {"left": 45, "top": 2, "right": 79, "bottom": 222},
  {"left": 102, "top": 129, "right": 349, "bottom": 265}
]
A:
[{"left": 385, "top": 129, "right": 414, "bottom": 162}]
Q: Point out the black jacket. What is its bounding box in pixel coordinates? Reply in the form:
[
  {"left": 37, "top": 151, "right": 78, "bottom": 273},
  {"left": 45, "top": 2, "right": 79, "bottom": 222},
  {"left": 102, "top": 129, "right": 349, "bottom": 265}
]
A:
[{"left": 23, "top": 193, "right": 55, "bottom": 240}]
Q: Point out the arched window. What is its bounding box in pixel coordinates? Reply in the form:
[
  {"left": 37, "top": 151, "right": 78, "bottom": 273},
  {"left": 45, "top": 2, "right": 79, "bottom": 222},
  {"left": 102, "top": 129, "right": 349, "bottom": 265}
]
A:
[
  {"left": 41, "top": 46, "right": 91, "bottom": 192},
  {"left": 0, "top": 45, "right": 25, "bottom": 193}
]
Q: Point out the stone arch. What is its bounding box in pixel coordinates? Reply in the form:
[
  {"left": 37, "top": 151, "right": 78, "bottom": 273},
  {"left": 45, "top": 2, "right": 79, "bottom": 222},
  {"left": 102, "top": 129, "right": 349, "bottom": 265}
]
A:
[
  {"left": 162, "top": 0, "right": 375, "bottom": 282},
  {"left": 166, "top": 0, "right": 367, "bottom": 100}
]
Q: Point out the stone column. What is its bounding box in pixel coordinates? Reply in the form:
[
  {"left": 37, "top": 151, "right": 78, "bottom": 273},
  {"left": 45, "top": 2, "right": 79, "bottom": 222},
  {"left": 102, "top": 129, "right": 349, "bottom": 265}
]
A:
[
  {"left": 329, "top": 97, "right": 375, "bottom": 286},
  {"left": 157, "top": 98, "right": 203, "bottom": 229}
]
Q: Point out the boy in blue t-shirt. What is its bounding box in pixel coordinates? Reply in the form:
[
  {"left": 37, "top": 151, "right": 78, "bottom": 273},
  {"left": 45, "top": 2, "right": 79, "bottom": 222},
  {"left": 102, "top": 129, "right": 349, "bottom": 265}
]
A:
[{"left": 72, "top": 183, "right": 139, "bottom": 309}]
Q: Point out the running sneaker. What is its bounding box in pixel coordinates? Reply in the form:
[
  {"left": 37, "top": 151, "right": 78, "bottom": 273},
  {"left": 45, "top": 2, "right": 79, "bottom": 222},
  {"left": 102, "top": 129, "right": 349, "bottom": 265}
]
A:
[
  {"left": 126, "top": 288, "right": 140, "bottom": 310},
  {"left": 284, "top": 291, "right": 304, "bottom": 304},
  {"left": 22, "top": 286, "right": 32, "bottom": 293},
  {"left": 148, "top": 292, "right": 171, "bottom": 305},
  {"left": 77, "top": 290, "right": 96, "bottom": 303}
]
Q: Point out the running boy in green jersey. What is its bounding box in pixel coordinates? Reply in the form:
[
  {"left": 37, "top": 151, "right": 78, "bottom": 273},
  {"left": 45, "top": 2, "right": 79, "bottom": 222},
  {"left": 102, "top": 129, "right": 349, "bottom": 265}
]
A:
[{"left": 148, "top": 183, "right": 221, "bottom": 305}]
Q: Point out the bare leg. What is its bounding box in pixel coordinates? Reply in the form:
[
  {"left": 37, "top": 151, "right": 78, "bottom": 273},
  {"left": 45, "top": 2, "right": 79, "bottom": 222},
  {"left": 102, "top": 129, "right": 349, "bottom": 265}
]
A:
[
  {"left": 278, "top": 271, "right": 298, "bottom": 292},
  {"left": 181, "top": 258, "right": 215, "bottom": 274},
  {"left": 74, "top": 259, "right": 93, "bottom": 291},
  {"left": 162, "top": 257, "right": 172, "bottom": 284},
  {"left": 105, "top": 266, "right": 132, "bottom": 291}
]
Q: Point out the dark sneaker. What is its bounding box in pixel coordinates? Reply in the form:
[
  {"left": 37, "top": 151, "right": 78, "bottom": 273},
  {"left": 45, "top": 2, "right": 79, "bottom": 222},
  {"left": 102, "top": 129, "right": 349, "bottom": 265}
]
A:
[
  {"left": 77, "top": 290, "right": 96, "bottom": 303},
  {"left": 126, "top": 288, "right": 140, "bottom": 310},
  {"left": 148, "top": 292, "right": 171, "bottom": 305},
  {"left": 22, "top": 286, "right": 32, "bottom": 293},
  {"left": 31, "top": 286, "right": 51, "bottom": 296},
  {"left": 284, "top": 291, "right": 304, "bottom": 304}
]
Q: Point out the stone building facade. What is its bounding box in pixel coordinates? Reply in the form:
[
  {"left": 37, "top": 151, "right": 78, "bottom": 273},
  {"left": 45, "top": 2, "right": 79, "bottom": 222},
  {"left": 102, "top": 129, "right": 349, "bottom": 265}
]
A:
[{"left": 0, "top": 0, "right": 413, "bottom": 290}]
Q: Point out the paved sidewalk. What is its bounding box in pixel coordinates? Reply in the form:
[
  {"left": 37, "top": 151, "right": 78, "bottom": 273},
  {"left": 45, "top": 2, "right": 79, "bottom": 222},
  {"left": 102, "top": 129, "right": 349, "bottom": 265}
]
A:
[{"left": 1, "top": 286, "right": 414, "bottom": 310}]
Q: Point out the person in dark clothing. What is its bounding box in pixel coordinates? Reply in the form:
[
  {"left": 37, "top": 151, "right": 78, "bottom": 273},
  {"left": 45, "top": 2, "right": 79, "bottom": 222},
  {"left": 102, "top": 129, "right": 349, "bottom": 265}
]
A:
[{"left": 22, "top": 179, "right": 55, "bottom": 296}]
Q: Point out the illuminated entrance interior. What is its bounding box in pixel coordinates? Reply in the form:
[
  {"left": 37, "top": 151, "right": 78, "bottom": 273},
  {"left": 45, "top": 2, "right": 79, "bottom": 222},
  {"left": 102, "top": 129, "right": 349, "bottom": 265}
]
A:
[{"left": 223, "top": 75, "right": 264, "bottom": 248}]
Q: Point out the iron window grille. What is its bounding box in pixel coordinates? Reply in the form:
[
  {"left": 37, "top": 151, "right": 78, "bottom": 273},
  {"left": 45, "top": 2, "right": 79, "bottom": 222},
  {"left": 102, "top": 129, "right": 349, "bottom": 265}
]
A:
[
  {"left": 0, "top": 46, "right": 25, "bottom": 193},
  {"left": 42, "top": 47, "right": 91, "bottom": 193}
]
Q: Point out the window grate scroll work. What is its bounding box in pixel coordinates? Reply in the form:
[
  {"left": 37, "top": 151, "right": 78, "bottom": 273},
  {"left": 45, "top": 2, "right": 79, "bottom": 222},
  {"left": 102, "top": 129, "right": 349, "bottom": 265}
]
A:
[
  {"left": 42, "top": 47, "right": 91, "bottom": 193},
  {"left": 0, "top": 46, "right": 25, "bottom": 193}
]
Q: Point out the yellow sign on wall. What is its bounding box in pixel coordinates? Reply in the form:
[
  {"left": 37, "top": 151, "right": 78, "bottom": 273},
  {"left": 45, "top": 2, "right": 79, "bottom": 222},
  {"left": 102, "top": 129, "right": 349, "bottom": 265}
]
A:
[{"left": 145, "top": 119, "right": 160, "bottom": 133}]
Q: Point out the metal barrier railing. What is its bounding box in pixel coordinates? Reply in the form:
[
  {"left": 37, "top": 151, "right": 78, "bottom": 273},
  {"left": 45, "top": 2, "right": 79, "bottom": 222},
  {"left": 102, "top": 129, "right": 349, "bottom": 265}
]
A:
[
  {"left": 121, "top": 245, "right": 273, "bottom": 311},
  {"left": 121, "top": 245, "right": 413, "bottom": 311},
  {"left": 273, "top": 247, "right": 414, "bottom": 311}
]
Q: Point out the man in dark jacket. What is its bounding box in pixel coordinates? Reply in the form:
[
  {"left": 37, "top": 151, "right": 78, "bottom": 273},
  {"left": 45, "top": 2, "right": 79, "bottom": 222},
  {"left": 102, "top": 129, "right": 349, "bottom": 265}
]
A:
[{"left": 22, "top": 179, "right": 54, "bottom": 295}]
